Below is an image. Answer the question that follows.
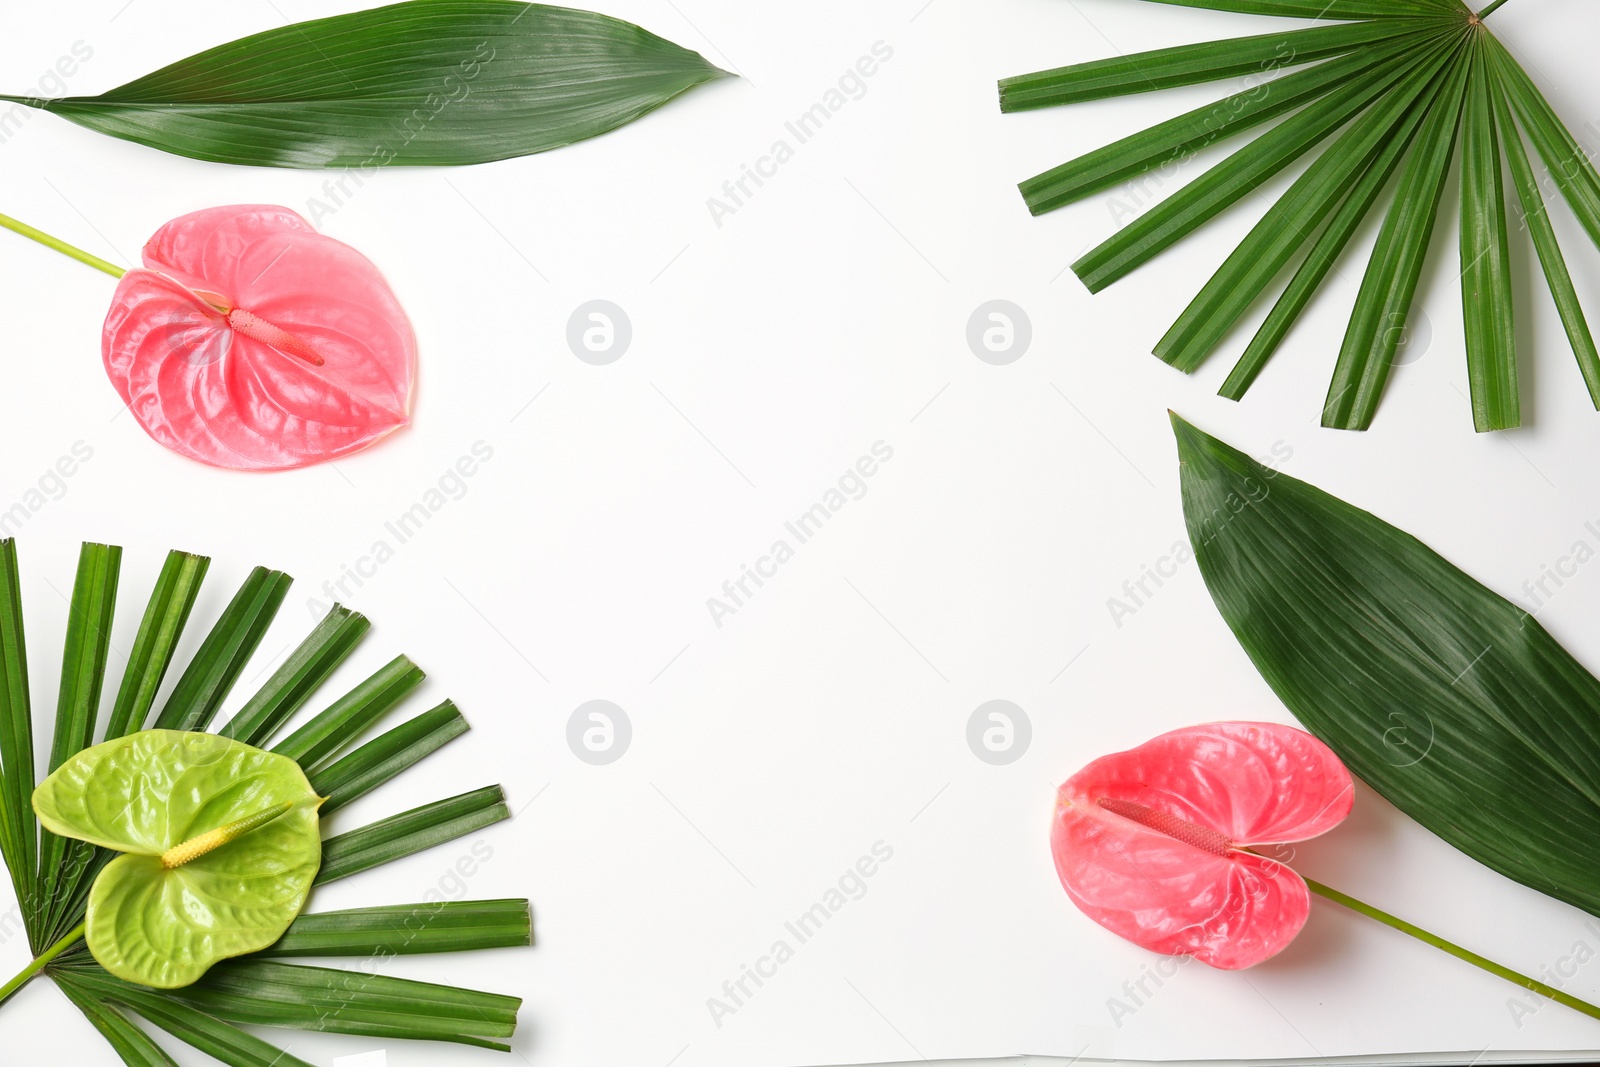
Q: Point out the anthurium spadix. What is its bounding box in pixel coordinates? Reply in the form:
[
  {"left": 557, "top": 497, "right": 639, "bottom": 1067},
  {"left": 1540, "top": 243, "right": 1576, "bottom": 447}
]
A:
[
  {"left": 1, "top": 204, "right": 416, "bottom": 470},
  {"left": 33, "top": 730, "right": 323, "bottom": 988}
]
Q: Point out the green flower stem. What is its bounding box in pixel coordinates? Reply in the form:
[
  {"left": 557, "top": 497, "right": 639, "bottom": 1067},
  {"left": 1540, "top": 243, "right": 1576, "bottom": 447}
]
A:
[
  {"left": 0, "top": 921, "right": 86, "bottom": 1006},
  {"left": 0, "top": 213, "right": 124, "bottom": 279},
  {"left": 1307, "top": 879, "right": 1600, "bottom": 1022},
  {"left": 1477, "top": 0, "right": 1512, "bottom": 17}
]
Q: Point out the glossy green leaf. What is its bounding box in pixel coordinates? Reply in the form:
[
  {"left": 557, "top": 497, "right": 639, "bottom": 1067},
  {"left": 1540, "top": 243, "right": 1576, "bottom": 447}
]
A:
[
  {"left": 35, "top": 730, "right": 322, "bottom": 988},
  {"left": 2, "top": 0, "right": 729, "bottom": 168},
  {"left": 1174, "top": 414, "right": 1600, "bottom": 920}
]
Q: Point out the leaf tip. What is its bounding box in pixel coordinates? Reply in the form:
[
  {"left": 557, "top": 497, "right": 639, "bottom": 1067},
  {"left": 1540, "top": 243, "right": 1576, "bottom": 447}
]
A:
[{"left": 1168, "top": 409, "right": 1203, "bottom": 452}]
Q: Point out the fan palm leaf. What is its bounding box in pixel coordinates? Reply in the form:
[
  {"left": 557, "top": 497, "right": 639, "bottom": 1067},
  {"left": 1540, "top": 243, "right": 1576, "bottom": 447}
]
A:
[
  {"left": 1003, "top": 0, "right": 1600, "bottom": 431},
  {"left": 0, "top": 540, "right": 531, "bottom": 1065}
]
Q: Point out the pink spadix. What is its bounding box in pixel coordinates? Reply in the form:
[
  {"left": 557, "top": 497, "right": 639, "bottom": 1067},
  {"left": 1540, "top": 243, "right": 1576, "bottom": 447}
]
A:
[
  {"left": 102, "top": 205, "right": 416, "bottom": 470},
  {"left": 1052, "top": 721, "right": 1353, "bottom": 970}
]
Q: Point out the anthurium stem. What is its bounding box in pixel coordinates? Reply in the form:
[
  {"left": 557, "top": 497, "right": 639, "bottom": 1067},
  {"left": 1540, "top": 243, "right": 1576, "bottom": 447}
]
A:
[
  {"left": 0, "top": 212, "right": 124, "bottom": 279},
  {"left": 1477, "top": 0, "right": 1512, "bottom": 17},
  {"left": 0, "top": 921, "right": 85, "bottom": 1006},
  {"left": 1307, "top": 879, "right": 1600, "bottom": 1023}
]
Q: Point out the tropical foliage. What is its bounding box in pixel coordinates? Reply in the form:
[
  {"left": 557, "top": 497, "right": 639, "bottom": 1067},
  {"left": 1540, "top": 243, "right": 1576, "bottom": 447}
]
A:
[
  {"left": 1005, "top": 1, "right": 1600, "bottom": 431},
  {"left": 0, "top": 540, "right": 530, "bottom": 1065},
  {"left": 1, "top": 1, "right": 728, "bottom": 168},
  {"left": 1174, "top": 414, "right": 1600, "bottom": 921}
]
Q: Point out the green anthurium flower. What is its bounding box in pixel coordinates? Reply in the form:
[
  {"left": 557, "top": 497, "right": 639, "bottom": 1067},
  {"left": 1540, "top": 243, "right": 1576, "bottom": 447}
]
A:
[{"left": 32, "top": 729, "right": 323, "bottom": 989}]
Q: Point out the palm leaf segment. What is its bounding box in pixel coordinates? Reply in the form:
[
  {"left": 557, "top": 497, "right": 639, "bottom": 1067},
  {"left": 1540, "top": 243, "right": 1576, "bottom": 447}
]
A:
[
  {"left": 1004, "top": 0, "right": 1600, "bottom": 432},
  {"left": 0, "top": 540, "right": 531, "bottom": 1065}
]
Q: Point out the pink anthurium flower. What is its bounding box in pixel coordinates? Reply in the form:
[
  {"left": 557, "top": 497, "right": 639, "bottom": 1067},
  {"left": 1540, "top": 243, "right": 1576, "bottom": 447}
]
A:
[
  {"left": 101, "top": 205, "right": 416, "bottom": 470},
  {"left": 1052, "top": 721, "right": 1353, "bottom": 970}
]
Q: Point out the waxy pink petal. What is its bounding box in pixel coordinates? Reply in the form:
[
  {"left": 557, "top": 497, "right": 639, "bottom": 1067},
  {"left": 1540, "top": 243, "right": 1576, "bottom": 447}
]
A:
[
  {"left": 1052, "top": 722, "right": 1353, "bottom": 970},
  {"left": 103, "top": 205, "right": 416, "bottom": 471}
]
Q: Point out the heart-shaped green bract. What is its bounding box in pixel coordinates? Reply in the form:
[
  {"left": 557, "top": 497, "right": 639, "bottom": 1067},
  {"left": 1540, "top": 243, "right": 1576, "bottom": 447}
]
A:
[{"left": 33, "top": 730, "right": 322, "bottom": 989}]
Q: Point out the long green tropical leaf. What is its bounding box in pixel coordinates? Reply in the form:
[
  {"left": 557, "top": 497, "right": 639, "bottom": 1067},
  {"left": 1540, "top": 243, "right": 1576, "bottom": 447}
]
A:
[
  {"left": 1489, "top": 36, "right": 1600, "bottom": 247},
  {"left": 0, "top": 0, "right": 728, "bottom": 168},
  {"left": 1174, "top": 413, "right": 1600, "bottom": 920}
]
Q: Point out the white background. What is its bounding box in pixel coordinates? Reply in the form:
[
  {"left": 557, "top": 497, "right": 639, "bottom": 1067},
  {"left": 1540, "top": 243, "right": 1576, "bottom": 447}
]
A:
[{"left": 0, "top": 1, "right": 1598, "bottom": 1065}]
